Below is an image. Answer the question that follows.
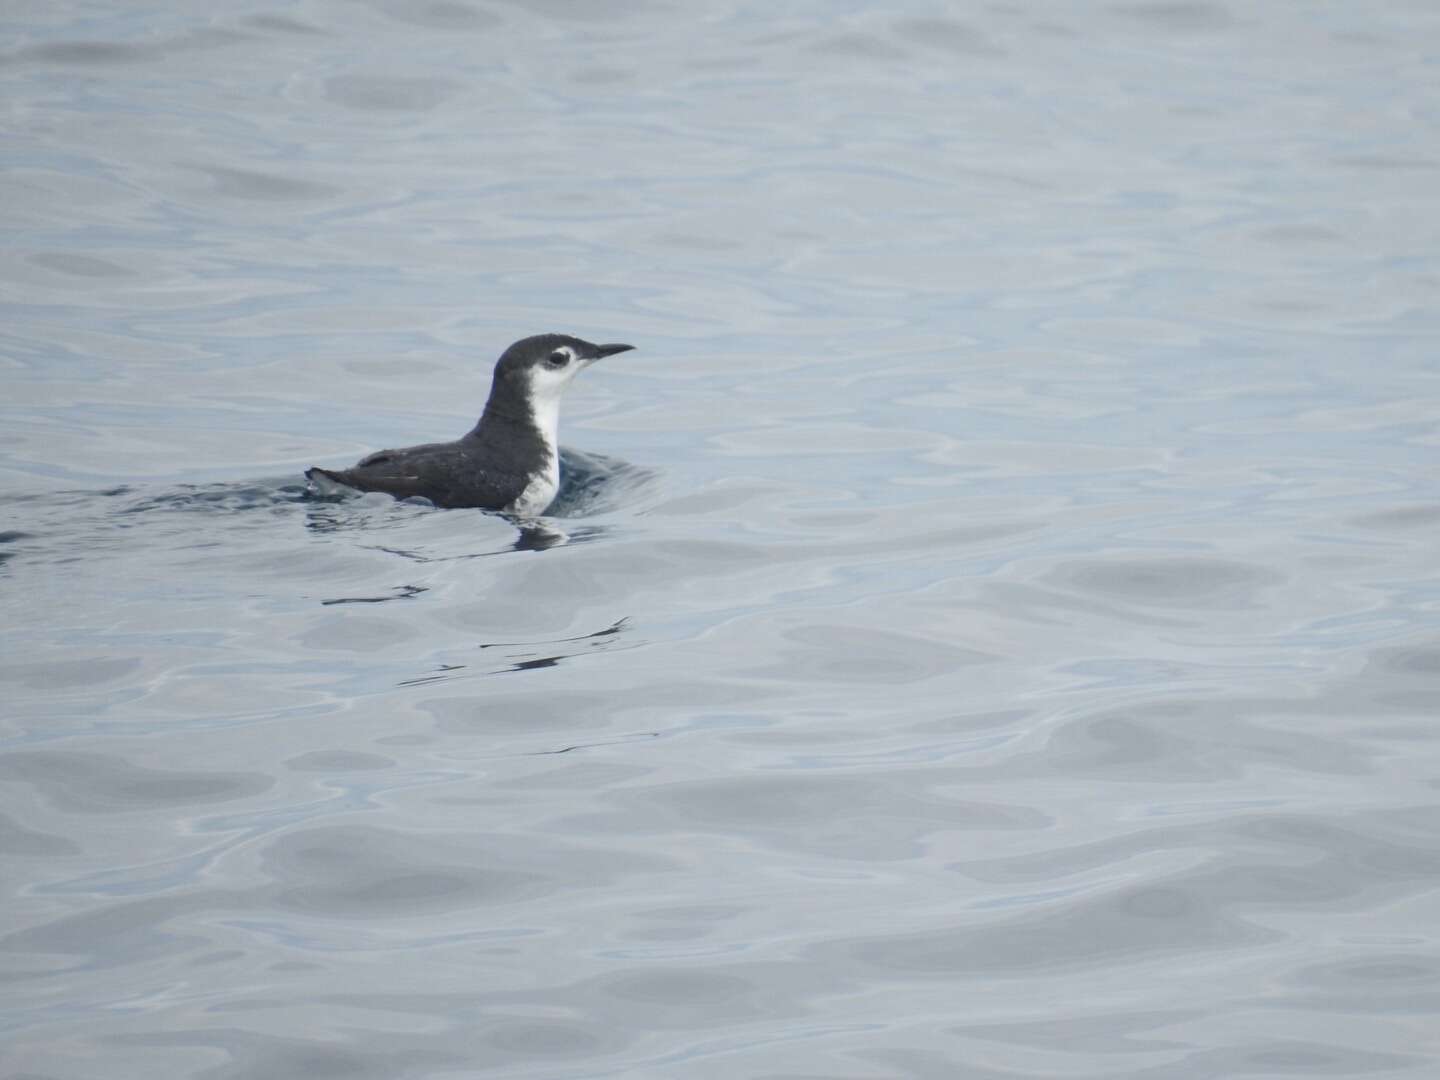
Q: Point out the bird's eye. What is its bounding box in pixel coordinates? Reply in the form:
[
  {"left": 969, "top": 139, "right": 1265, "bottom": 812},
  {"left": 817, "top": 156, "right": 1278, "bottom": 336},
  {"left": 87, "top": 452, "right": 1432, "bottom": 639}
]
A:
[{"left": 545, "top": 349, "right": 571, "bottom": 369}]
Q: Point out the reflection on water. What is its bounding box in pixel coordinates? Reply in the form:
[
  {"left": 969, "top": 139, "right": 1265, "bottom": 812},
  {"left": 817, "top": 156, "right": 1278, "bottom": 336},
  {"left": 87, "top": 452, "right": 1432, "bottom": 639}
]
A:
[
  {"left": 5, "top": 0, "right": 1440, "bottom": 1077},
  {"left": 0, "top": 446, "right": 651, "bottom": 575}
]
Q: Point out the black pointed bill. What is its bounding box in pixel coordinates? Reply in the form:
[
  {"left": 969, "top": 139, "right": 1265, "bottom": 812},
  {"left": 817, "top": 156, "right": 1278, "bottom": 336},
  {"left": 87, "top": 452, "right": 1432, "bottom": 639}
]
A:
[{"left": 592, "top": 343, "right": 635, "bottom": 359}]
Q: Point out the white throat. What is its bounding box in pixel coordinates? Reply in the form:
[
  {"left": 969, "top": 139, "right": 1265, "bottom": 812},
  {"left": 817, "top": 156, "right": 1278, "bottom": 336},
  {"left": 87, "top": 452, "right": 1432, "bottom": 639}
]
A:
[
  {"left": 523, "top": 361, "right": 584, "bottom": 459},
  {"left": 528, "top": 391, "right": 561, "bottom": 459},
  {"left": 504, "top": 367, "right": 570, "bottom": 516}
]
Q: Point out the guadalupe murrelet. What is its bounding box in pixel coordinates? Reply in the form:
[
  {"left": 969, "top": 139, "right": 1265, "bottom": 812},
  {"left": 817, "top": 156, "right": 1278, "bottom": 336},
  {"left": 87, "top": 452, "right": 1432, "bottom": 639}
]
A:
[{"left": 305, "top": 334, "right": 633, "bottom": 513}]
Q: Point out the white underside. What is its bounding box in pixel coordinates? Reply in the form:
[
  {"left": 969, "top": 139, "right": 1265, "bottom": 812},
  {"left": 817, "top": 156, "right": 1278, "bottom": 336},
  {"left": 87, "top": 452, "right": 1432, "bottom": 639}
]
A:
[{"left": 506, "top": 458, "right": 558, "bottom": 516}]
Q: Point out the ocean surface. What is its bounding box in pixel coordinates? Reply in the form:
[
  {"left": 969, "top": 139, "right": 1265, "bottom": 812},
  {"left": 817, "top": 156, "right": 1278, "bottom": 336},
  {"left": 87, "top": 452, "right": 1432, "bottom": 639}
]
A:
[{"left": 4, "top": 2, "right": 1440, "bottom": 1077}]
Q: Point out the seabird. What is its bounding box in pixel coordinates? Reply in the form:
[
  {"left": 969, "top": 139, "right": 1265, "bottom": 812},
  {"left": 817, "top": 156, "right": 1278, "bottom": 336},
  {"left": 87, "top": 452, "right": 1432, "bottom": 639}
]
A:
[{"left": 306, "top": 333, "right": 633, "bottom": 514}]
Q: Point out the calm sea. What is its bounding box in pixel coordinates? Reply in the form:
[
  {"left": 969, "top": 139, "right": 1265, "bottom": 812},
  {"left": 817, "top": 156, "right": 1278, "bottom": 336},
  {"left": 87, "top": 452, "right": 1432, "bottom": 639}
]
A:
[{"left": 4, "top": 2, "right": 1440, "bottom": 1077}]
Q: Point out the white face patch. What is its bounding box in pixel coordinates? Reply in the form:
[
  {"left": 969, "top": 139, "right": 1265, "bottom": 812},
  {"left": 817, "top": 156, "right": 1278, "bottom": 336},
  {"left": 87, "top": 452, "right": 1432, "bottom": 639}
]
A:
[
  {"left": 524, "top": 349, "right": 587, "bottom": 452},
  {"left": 504, "top": 348, "right": 590, "bottom": 517}
]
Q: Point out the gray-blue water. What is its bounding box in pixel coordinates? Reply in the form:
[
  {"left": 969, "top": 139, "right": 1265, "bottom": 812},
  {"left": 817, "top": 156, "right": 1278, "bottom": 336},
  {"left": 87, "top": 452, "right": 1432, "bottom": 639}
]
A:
[{"left": 4, "top": 2, "right": 1440, "bottom": 1077}]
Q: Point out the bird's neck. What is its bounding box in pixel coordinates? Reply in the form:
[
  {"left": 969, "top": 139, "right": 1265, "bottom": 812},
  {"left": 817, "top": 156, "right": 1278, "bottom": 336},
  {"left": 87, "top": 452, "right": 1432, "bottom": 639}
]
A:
[{"left": 473, "top": 391, "right": 557, "bottom": 462}]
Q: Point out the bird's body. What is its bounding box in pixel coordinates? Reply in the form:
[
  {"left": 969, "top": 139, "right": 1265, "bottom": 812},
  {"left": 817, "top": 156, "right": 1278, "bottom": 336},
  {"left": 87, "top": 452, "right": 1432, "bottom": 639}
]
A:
[{"left": 306, "top": 334, "right": 633, "bottom": 513}]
